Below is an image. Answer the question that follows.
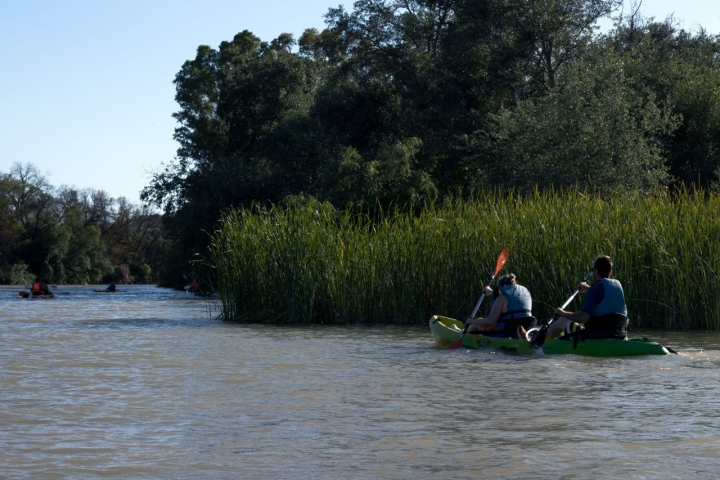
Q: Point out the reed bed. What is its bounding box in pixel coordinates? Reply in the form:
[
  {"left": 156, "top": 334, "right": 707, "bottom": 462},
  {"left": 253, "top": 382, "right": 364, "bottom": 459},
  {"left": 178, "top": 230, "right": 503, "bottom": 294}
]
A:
[{"left": 210, "top": 191, "right": 720, "bottom": 329}]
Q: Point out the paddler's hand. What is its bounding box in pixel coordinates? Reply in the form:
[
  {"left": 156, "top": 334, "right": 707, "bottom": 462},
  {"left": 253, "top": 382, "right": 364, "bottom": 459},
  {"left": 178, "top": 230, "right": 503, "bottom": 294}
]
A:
[
  {"left": 577, "top": 282, "right": 590, "bottom": 293},
  {"left": 483, "top": 286, "right": 493, "bottom": 296},
  {"left": 554, "top": 307, "right": 569, "bottom": 317}
]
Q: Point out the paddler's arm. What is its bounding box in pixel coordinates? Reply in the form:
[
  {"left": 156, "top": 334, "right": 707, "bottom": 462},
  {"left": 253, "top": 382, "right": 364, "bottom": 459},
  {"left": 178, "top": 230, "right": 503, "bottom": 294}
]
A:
[
  {"left": 466, "top": 295, "right": 507, "bottom": 327},
  {"left": 553, "top": 308, "right": 590, "bottom": 324},
  {"left": 554, "top": 281, "right": 597, "bottom": 324}
]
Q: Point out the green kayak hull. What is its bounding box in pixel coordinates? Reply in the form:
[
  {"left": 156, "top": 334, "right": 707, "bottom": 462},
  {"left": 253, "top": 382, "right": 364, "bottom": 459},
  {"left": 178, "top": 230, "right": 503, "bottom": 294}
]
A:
[{"left": 429, "top": 315, "right": 669, "bottom": 356}]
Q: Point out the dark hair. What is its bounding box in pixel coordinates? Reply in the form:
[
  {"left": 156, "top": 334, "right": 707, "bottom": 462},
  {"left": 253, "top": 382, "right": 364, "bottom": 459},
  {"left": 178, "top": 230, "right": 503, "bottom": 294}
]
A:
[
  {"left": 497, "top": 274, "right": 517, "bottom": 286},
  {"left": 593, "top": 255, "right": 613, "bottom": 278}
]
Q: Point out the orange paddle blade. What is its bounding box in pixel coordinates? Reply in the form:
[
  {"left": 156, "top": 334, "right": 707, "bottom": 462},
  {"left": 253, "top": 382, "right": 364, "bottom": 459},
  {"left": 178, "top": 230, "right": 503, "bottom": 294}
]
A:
[
  {"left": 446, "top": 248, "right": 509, "bottom": 350},
  {"left": 446, "top": 337, "right": 465, "bottom": 349},
  {"left": 494, "top": 247, "right": 510, "bottom": 276}
]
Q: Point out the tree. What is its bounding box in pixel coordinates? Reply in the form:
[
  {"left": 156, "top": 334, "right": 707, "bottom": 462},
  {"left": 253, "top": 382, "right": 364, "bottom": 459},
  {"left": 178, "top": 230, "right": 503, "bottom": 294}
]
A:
[
  {"left": 0, "top": 163, "right": 165, "bottom": 285},
  {"left": 51, "top": 206, "right": 113, "bottom": 284},
  {"left": 142, "top": 31, "right": 321, "bottom": 286},
  {"left": 443, "top": 0, "right": 618, "bottom": 104},
  {"left": 324, "top": 137, "right": 438, "bottom": 208},
  {"left": 0, "top": 174, "right": 28, "bottom": 283},
  {"left": 2, "top": 163, "right": 57, "bottom": 277},
  {"left": 477, "top": 49, "right": 676, "bottom": 193},
  {"left": 137, "top": 1, "right": 720, "bottom": 290},
  {"left": 606, "top": 16, "right": 720, "bottom": 189}
]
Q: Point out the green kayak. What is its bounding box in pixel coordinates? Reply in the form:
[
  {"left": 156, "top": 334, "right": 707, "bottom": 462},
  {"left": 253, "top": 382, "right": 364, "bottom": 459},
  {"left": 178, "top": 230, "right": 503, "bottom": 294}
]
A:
[{"left": 430, "top": 315, "right": 670, "bottom": 356}]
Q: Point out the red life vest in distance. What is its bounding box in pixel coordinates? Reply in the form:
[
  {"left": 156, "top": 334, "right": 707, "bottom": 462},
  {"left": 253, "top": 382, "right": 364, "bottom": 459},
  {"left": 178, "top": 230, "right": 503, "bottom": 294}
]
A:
[{"left": 31, "top": 282, "right": 42, "bottom": 293}]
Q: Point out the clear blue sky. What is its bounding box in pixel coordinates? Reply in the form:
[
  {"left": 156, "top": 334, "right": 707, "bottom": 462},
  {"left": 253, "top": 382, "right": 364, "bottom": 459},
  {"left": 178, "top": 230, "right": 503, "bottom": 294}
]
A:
[{"left": 1, "top": 0, "right": 718, "bottom": 205}]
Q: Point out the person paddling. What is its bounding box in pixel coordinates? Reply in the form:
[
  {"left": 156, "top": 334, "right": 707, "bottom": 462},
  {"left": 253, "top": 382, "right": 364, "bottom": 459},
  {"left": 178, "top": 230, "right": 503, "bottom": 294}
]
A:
[
  {"left": 536, "top": 255, "right": 629, "bottom": 343},
  {"left": 106, "top": 283, "right": 117, "bottom": 292},
  {"left": 464, "top": 274, "right": 537, "bottom": 338},
  {"left": 31, "top": 278, "right": 43, "bottom": 296}
]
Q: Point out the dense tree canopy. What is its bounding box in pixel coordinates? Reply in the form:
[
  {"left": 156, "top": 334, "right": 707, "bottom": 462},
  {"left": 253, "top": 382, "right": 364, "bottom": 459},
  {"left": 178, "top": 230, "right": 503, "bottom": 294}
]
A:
[
  {"left": 0, "top": 163, "right": 164, "bottom": 285},
  {"left": 142, "top": 0, "right": 720, "bottom": 286}
]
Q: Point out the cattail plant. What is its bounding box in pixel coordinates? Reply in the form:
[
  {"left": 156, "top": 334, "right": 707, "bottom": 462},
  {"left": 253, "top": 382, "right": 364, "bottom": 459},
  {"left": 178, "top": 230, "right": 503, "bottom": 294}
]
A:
[{"left": 210, "top": 191, "right": 720, "bottom": 329}]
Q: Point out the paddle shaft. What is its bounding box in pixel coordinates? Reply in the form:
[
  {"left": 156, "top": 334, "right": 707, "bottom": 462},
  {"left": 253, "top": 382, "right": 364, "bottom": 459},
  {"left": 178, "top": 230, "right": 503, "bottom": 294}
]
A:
[
  {"left": 558, "top": 285, "right": 583, "bottom": 311},
  {"left": 552, "top": 270, "right": 594, "bottom": 323},
  {"left": 528, "top": 270, "right": 594, "bottom": 349},
  {"left": 458, "top": 275, "right": 496, "bottom": 336},
  {"left": 470, "top": 278, "right": 494, "bottom": 319},
  {"left": 447, "top": 248, "right": 510, "bottom": 349}
]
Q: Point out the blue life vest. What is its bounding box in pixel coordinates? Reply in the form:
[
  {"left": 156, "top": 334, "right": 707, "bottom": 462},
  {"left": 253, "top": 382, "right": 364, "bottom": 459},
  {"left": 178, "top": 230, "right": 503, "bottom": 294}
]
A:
[
  {"left": 482, "top": 284, "right": 534, "bottom": 338},
  {"left": 593, "top": 278, "right": 627, "bottom": 317},
  {"left": 498, "top": 284, "right": 532, "bottom": 320}
]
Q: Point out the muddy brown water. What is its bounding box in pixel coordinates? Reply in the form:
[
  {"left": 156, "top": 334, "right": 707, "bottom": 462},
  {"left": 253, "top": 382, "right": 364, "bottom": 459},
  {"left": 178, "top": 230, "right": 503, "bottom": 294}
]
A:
[{"left": 1, "top": 285, "right": 719, "bottom": 478}]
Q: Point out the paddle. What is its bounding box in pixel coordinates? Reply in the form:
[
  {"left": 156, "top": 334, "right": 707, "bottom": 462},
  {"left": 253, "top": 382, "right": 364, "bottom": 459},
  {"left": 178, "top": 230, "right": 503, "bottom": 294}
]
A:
[
  {"left": 447, "top": 247, "right": 510, "bottom": 350},
  {"left": 527, "top": 269, "right": 594, "bottom": 349}
]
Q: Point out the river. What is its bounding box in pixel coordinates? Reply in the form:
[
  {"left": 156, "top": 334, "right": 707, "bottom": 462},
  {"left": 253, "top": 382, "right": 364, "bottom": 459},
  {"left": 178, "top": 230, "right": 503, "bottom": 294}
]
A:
[{"left": 1, "top": 285, "right": 719, "bottom": 478}]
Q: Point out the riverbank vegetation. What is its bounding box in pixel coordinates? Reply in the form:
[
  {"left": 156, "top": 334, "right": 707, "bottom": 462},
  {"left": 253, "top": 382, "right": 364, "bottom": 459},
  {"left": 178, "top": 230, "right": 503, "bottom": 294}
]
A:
[
  {"left": 0, "top": 163, "right": 164, "bottom": 285},
  {"left": 211, "top": 192, "right": 720, "bottom": 330},
  {"left": 142, "top": 1, "right": 720, "bottom": 298}
]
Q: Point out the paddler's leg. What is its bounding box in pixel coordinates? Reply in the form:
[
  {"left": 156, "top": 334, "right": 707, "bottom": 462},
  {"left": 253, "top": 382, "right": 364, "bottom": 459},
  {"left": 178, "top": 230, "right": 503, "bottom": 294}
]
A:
[
  {"left": 466, "top": 324, "right": 495, "bottom": 334},
  {"left": 466, "top": 325, "right": 485, "bottom": 334},
  {"left": 545, "top": 317, "right": 571, "bottom": 341}
]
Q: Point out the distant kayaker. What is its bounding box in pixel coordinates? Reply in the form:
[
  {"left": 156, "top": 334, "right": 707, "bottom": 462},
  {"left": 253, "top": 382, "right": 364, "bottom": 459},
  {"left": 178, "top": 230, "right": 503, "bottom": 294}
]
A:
[
  {"left": 106, "top": 283, "right": 117, "bottom": 292},
  {"left": 542, "top": 255, "right": 629, "bottom": 342},
  {"left": 40, "top": 279, "right": 52, "bottom": 295},
  {"left": 31, "top": 277, "right": 43, "bottom": 296},
  {"left": 464, "top": 274, "right": 537, "bottom": 338}
]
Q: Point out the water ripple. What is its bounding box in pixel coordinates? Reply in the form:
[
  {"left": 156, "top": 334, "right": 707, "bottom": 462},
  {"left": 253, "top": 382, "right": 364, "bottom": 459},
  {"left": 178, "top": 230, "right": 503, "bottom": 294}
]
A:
[{"left": 1, "top": 286, "right": 720, "bottom": 478}]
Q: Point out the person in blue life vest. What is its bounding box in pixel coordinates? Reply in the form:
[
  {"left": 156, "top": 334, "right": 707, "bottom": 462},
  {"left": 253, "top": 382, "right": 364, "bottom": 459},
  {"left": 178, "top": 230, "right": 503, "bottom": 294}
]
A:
[
  {"left": 544, "top": 255, "right": 629, "bottom": 342},
  {"left": 464, "top": 274, "right": 537, "bottom": 338}
]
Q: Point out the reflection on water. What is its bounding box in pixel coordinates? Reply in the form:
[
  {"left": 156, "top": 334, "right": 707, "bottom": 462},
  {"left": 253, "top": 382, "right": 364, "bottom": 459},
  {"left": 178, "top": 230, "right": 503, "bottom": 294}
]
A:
[{"left": 1, "top": 285, "right": 720, "bottom": 478}]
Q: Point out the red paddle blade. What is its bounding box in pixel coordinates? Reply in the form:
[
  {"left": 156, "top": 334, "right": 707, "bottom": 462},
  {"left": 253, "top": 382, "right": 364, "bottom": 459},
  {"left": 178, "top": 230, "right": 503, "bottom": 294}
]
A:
[
  {"left": 19, "top": 291, "right": 29, "bottom": 298},
  {"left": 494, "top": 247, "right": 510, "bottom": 276}
]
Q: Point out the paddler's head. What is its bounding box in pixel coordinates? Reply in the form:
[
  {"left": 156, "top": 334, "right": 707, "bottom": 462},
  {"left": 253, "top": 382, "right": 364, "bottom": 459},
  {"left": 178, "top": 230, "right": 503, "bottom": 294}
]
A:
[
  {"left": 592, "top": 255, "right": 613, "bottom": 281},
  {"left": 494, "top": 274, "right": 517, "bottom": 299}
]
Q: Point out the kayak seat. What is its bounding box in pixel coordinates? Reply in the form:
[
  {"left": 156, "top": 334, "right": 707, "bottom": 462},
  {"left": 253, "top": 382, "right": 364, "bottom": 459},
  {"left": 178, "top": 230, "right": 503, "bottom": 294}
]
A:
[
  {"left": 556, "top": 314, "right": 629, "bottom": 349},
  {"left": 583, "top": 313, "right": 629, "bottom": 340}
]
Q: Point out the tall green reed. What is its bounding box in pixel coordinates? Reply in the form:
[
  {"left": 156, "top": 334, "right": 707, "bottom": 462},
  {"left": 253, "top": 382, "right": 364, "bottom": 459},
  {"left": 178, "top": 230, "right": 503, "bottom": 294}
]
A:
[{"left": 210, "top": 191, "right": 720, "bottom": 329}]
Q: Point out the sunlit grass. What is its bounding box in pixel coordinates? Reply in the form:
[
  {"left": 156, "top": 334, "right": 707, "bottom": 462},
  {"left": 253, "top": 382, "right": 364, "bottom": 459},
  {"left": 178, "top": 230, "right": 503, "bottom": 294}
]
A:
[{"left": 210, "top": 191, "right": 720, "bottom": 329}]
